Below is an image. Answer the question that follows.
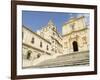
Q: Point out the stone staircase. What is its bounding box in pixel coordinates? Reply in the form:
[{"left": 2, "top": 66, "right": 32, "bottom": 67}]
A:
[{"left": 32, "top": 51, "right": 89, "bottom": 68}]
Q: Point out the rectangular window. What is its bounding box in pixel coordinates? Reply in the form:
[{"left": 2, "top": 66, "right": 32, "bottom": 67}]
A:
[
  {"left": 55, "top": 50, "right": 57, "bottom": 53},
  {"left": 82, "top": 36, "right": 87, "bottom": 44},
  {"left": 31, "top": 37, "right": 34, "bottom": 44},
  {"left": 51, "top": 48, "right": 54, "bottom": 51},
  {"left": 52, "top": 40, "right": 54, "bottom": 43},
  {"left": 40, "top": 42, "right": 42, "bottom": 48},
  {"left": 22, "top": 32, "right": 24, "bottom": 40},
  {"left": 71, "top": 23, "right": 75, "bottom": 30},
  {"left": 53, "top": 32, "right": 55, "bottom": 35},
  {"left": 47, "top": 45, "right": 49, "bottom": 50},
  {"left": 64, "top": 42, "right": 68, "bottom": 48}
]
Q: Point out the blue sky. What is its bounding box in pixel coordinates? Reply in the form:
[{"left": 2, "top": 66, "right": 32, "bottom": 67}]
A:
[{"left": 22, "top": 11, "right": 89, "bottom": 34}]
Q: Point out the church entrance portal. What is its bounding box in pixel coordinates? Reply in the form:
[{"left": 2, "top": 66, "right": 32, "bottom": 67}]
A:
[{"left": 72, "top": 41, "right": 78, "bottom": 52}]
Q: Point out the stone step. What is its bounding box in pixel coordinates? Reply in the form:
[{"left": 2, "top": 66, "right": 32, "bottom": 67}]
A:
[
  {"left": 33, "top": 52, "right": 89, "bottom": 66},
  {"left": 26, "top": 51, "right": 89, "bottom": 68},
  {"left": 33, "top": 58, "right": 89, "bottom": 68},
  {"left": 36, "top": 58, "right": 89, "bottom": 65}
]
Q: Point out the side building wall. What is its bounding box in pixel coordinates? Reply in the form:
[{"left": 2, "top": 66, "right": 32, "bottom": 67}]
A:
[{"left": 22, "top": 26, "right": 52, "bottom": 62}]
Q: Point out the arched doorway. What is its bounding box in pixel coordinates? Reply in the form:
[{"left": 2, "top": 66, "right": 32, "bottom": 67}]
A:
[
  {"left": 27, "top": 50, "right": 32, "bottom": 60},
  {"left": 72, "top": 41, "right": 78, "bottom": 52}
]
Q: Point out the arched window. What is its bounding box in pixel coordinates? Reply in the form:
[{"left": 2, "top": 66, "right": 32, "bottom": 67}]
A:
[
  {"left": 27, "top": 50, "right": 32, "bottom": 60},
  {"left": 72, "top": 41, "right": 78, "bottom": 52}
]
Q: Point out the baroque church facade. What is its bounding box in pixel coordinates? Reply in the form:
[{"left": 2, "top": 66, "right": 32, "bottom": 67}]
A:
[
  {"left": 62, "top": 16, "right": 89, "bottom": 54},
  {"left": 22, "top": 16, "right": 89, "bottom": 68}
]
